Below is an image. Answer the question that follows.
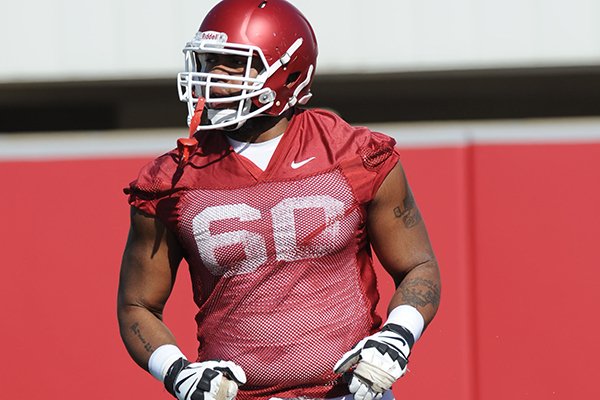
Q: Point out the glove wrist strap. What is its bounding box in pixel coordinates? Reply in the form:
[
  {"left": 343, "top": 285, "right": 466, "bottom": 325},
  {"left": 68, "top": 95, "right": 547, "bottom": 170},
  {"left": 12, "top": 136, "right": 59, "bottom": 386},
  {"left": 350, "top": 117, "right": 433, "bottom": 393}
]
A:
[
  {"left": 164, "top": 357, "right": 191, "bottom": 398},
  {"left": 381, "top": 323, "right": 415, "bottom": 350}
]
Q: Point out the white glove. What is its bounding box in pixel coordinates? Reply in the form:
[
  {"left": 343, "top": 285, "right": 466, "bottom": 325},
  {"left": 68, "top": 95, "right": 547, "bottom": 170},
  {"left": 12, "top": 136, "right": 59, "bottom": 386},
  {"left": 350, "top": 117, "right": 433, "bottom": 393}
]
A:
[
  {"left": 333, "top": 324, "right": 414, "bottom": 400},
  {"left": 164, "top": 358, "right": 247, "bottom": 400}
]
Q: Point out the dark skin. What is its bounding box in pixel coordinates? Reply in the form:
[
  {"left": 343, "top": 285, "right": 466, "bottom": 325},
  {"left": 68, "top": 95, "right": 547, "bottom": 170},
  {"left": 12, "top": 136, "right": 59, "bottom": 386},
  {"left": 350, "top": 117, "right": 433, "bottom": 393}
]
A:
[
  {"left": 368, "top": 164, "right": 441, "bottom": 325},
  {"left": 117, "top": 207, "right": 184, "bottom": 369},
  {"left": 117, "top": 54, "right": 441, "bottom": 373}
]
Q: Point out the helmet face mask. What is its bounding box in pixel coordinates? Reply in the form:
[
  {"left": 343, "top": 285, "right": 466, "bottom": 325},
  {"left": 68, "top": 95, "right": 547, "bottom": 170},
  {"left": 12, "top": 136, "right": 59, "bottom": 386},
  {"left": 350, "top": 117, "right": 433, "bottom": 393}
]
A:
[
  {"left": 178, "top": 31, "right": 277, "bottom": 130},
  {"left": 177, "top": 0, "right": 318, "bottom": 131}
]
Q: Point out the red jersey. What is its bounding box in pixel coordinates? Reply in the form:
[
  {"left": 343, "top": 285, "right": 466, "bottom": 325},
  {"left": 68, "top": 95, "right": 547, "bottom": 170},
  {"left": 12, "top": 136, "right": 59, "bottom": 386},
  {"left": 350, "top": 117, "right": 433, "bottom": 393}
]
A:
[{"left": 126, "top": 108, "right": 400, "bottom": 400}]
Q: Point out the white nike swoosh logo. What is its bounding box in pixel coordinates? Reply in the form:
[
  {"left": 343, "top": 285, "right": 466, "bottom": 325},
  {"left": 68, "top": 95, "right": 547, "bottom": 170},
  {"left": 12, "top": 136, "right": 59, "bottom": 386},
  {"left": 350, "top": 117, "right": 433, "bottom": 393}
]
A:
[{"left": 291, "top": 157, "right": 316, "bottom": 169}]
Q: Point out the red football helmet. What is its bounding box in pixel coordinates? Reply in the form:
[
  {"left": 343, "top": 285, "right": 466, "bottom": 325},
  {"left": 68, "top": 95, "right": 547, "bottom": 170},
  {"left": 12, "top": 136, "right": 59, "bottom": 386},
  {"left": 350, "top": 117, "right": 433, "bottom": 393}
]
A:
[{"left": 177, "top": 0, "right": 319, "bottom": 130}]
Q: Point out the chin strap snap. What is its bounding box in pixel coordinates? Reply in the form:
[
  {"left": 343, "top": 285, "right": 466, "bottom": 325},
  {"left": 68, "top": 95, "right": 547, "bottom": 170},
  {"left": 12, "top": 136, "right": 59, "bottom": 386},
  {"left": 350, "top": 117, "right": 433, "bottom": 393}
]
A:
[{"left": 177, "top": 97, "right": 205, "bottom": 165}]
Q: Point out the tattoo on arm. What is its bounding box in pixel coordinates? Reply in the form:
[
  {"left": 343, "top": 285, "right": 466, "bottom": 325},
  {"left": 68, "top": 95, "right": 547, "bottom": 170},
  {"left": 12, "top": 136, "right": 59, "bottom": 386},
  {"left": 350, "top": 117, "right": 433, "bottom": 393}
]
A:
[
  {"left": 393, "top": 186, "right": 422, "bottom": 228},
  {"left": 130, "top": 322, "right": 155, "bottom": 353},
  {"left": 399, "top": 277, "right": 441, "bottom": 309}
]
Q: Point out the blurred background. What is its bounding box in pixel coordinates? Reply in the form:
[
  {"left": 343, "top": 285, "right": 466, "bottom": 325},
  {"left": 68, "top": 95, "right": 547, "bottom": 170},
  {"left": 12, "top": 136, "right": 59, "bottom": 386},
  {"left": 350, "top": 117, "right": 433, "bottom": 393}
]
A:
[{"left": 1, "top": 0, "right": 599, "bottom": 399}]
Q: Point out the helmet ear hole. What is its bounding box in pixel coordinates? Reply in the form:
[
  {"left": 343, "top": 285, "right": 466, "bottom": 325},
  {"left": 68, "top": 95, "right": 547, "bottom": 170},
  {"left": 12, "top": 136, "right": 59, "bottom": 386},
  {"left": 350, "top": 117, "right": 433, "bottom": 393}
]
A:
[{"left": 285, "top": 71, "right": 301, "bottom": 87}]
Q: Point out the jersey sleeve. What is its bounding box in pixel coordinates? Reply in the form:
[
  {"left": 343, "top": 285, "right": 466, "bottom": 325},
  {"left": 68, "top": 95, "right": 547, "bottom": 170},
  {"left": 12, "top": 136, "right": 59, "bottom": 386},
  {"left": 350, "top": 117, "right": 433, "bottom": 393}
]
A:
[
  {"left": 123, "top": 152, "right": 180, "bottom": 217},
  {"left": 342, "top": 127, "right": 400, "bottom": 204}
]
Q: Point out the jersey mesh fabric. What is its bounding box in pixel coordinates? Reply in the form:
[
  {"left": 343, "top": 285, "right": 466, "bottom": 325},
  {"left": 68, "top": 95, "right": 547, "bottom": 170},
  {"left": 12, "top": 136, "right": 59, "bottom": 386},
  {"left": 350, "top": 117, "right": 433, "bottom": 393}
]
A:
[
  {"left": 125, "top": 108, "right": 402, "bottom": 400},
  {"left": 176, "top": 168, "right": 376, "bottom": 400}
]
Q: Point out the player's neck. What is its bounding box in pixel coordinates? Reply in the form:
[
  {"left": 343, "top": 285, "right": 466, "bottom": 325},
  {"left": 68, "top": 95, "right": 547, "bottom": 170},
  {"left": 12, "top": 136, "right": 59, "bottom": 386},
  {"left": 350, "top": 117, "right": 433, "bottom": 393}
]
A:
[{"left": 225, "top": 110, "right": 292, "bottom": 143}]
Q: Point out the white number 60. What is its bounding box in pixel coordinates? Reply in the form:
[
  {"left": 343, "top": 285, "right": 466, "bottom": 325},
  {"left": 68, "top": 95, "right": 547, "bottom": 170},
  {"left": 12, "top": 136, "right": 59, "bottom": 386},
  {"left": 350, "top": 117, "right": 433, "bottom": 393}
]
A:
[{"left": 192, "top": 195, "right": 344, "bottom": 276}]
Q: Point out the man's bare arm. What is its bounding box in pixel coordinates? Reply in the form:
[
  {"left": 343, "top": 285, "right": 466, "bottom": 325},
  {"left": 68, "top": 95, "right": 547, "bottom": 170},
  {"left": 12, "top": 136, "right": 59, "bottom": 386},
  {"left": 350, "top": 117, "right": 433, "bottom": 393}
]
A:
[
  {"left": 367, "top": 162, "right": 441, "bottom": 328},
  {"left": 117, "top": 207, "right": 184, "bottom": 370}
]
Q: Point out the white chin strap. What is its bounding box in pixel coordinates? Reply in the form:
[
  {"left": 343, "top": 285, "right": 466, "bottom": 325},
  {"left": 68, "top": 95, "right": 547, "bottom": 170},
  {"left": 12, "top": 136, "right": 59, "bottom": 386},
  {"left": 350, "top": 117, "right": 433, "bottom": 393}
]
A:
[
  {"left": 206, "top": 98, "right": 253, "bottom": 130},
  {"left": 207, "top": 108, "right": 238, "bottom": 126}
]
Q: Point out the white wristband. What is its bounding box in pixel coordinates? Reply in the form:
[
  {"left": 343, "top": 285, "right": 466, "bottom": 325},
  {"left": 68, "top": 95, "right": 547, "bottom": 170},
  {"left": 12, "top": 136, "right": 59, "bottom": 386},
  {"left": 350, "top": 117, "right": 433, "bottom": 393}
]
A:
[
  {"left": 385, "top": 305, "right": 425, "bottom": 342},
  {"left": 148, "top": 344, "right": 187, "bottom": 382}
]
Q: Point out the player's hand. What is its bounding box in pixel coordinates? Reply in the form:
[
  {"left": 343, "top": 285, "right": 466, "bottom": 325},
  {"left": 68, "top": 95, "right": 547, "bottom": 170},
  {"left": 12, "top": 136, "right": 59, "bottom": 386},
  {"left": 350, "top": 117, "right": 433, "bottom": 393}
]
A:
[
  {"left": 333, "top": 324, "right": 413, "bottom": 400},
  {"left": 164, "top": 358, "right": 247, "bottom": 400}
]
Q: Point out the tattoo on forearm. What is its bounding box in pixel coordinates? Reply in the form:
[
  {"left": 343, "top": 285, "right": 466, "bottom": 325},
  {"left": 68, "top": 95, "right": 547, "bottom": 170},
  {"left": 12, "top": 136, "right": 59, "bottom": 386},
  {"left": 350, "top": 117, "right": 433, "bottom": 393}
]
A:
[
  {"left": 130, "top": 322, "right": 154, "bottom": 353},
  {"left": 393, "top": 186, "right": 422, "bottom": 228},
  {"left": 400, "top": 278, "right": 441, "bottom": 309}
]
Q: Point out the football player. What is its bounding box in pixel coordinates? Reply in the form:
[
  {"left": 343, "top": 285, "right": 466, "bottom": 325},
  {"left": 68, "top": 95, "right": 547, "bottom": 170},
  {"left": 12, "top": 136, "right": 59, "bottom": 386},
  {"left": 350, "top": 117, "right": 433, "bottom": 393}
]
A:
[{"left": 117, "top": 1, "right": 441, "bottom": 400}]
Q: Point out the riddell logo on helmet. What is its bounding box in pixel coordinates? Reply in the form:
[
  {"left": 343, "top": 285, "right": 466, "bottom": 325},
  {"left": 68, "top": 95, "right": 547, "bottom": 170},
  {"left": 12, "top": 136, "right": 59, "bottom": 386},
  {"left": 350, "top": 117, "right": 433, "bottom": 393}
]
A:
[{"left": 199, "top": 31, "right": 228, "bottom": 43}]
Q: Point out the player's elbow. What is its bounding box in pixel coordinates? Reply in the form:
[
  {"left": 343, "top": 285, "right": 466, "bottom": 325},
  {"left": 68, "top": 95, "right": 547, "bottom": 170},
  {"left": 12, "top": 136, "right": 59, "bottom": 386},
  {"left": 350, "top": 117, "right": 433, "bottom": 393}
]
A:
[{"left": 117, "top": 293, "right": 165, "bottom": 324}]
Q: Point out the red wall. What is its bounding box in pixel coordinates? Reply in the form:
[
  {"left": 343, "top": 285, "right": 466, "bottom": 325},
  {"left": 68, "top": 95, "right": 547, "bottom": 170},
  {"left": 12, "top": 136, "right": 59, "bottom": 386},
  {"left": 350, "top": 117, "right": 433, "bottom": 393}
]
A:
[{"left": 1, "top": 141, "right": 599, "bottom": 399}]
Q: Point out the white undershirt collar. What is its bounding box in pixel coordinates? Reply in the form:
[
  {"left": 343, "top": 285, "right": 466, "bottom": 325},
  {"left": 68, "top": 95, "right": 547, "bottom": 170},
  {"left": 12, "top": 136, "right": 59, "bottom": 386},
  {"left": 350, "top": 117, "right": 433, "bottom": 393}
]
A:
[{"left": 226, "top": 134, "right": 283, "bottom": 171}]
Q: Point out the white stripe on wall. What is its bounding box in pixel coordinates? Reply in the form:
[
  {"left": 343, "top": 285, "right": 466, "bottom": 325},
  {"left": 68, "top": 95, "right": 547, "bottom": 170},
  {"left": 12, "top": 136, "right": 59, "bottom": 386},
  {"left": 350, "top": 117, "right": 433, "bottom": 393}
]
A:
[
  {"left": 0, "top": 130, "right": 182, "bottom": 160},
  {"left": 1, "top": 117, "right": 600, "bottom": 161},
  {"left": 369, "top": 117, "right": 600, "bottom": 147}
]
